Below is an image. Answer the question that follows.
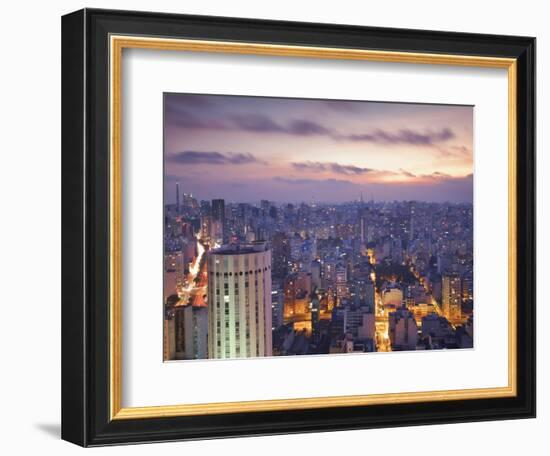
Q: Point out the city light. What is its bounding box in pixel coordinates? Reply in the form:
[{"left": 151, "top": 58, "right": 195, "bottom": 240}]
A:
[{"left": 164, "top": 197, "right": 473, "bottom": 360}]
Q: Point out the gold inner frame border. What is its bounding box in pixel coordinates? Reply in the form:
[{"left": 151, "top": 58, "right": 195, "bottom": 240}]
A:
[{"left": 109, "top": 35, "right": 517, "bottom": 420}]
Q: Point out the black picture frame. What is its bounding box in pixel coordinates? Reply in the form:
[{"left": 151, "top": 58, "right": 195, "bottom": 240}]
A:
[{"left": 62, "top": 8, "right": 536, "bottom": 447}]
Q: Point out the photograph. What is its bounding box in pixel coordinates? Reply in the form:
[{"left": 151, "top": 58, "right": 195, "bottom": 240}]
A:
[{"left": 162, "top": 93, "right": 474, "bottom": 361}]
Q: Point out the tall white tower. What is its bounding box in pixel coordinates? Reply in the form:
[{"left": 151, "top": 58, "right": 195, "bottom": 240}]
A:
[{"left": 207, "top": 242, "right": 272, "bottom": 359}]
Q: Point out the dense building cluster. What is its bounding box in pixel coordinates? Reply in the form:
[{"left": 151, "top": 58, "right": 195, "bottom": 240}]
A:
[{"left": 164, "top": 185, "right": 474, "bottom": 361}]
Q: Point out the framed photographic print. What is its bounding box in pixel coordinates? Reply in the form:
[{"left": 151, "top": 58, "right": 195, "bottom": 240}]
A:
[{"left": 61, "top": 8, "right": 536, "bottom": 447}]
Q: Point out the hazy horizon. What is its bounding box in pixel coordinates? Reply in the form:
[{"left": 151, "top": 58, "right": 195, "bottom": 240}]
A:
[{"left": 165, "top": 188, "right": 474, "bottom": 206}]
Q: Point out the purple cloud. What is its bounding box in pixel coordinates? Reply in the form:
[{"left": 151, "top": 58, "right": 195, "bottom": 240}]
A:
[
  {"left": 415, "top": 171, "right": 473, "bottom": 183},
  {"left": 165, "top": 106, "right": 227, "bottom": 130},
  {"left": 230, "top": 113, "right": 286, "bottom": 133},
  {"left": 287, "top": 119, "right": 332, "bottom": 136},
  {"left": 231, "top": 114, "right": 332, "bottom": 136},
  {"left": 168, "top": 108, "right": 334, "bottom": 138},
  {"left": 436, "top": 144, "right": 472, "bottom": 157},
  {"left": 345, "top": 128, "right": 455, "bottom": 145},
  {"left": 166, "top": 97, "right": 457, "bottom": 148},
  {"left": 168, "top": 151, "right": 266, "bottom": 165},
  {"left": 291, "top": 162, "right": 422, "bottom": 180},
  {"left": 292, "top": 161, "right": 375, "bottom": 175}
]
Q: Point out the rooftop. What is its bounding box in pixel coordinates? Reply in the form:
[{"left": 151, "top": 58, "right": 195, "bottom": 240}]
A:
[{"left": 211, "top": 241, "right": 269, "bottom": 255}]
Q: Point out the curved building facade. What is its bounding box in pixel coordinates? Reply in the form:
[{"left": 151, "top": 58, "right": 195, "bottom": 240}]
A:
[{"left": 207, "top": 242, "right": 272, "bottom": 359}]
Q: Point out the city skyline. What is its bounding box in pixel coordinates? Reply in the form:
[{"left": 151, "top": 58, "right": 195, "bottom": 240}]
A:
[
  {"left": 164, "top": 197, "right": 474, "bottom": 360},
  {"left": 163, "top": 94, "right": 474, "bottom": 361},
  {"left": 164, "top": 94, "right": 473, "bottom": 204}
]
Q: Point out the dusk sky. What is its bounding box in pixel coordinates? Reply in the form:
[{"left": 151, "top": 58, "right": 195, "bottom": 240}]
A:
[{"left": 164, "top": 93, "right": 473, "bottom": 204}]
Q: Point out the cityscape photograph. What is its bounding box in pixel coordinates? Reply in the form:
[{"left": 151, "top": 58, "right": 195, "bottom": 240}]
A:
[{"left": 163, "top": 93, "right": 474, "bottom": 361}]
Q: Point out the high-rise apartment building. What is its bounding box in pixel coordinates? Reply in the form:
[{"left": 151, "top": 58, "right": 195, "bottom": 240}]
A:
[
  {"left": 335, "top": 263, "right": 349, "bottom": 304},
  {"left": 207, "top": 242, "right": 272, "bottom": 359},
  {"left": 163, "top": 305, "right": 208, "bottom": 361},
  {"left": 442, "top": 273, "right": 462, "bottom": 322},
  {"left": 351, "top": 278, "right": 375, "bottom": 311},
  {"left": 175, "top": 305, "right": 208, "bottom": 360},
  {"left": 271, "top": 232, "right": 290, "bottom": 279}
]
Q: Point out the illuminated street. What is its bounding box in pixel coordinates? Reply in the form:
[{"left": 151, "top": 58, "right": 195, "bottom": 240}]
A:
[
  {"left": 373, "top": 270, "right": 391, "bottom": 352},
  {"left": 177, "top": 240, "right": 207, "bottom": 307}
]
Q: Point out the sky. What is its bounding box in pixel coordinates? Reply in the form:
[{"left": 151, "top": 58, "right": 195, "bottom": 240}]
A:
[{"left": 164, "top": 93, "right": 473, "bottom": 204}]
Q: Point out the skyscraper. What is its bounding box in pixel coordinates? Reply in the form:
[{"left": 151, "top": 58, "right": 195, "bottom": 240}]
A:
[
  {"left": 174, "top": 305, "right": 208, "bottom": 360},
  {"left": 442, "top": 273, "right": 462, "bottom": 322},
  {"left": 351, "top": 278, "right": 375, "bottom": 311},
  {"left": 271, "top": 232, "right": 290, "bottom": 279},
  {"left": 283, "top": 272, "right": 312, "bottom": 320},
  {"left": 164, "top": 251, "right": 185, "bottom": 296},
  {"left": 176, "top": 181, "right": 180, "bottom": 213},
  {"left": 310, "top": 259, "right": 321, "bottom": 289},
  {"left": 358, "top": 205, "right": 369, "bottom": 245},
  {"left": 260, "top": 199, "right": 270, "bottom": 216},
  {"left": 211, "top": 199, "right": 226, "bottom": 244},
  {"left": 310, "top": 291, "right": 321, "bottom": 344},
  {"left": 163, "top": 303, "right": 208, "bottom": 361},
  {"left": 207, "top": 242, "right": 272, "bottom": 359},
  {"left": 163, "top": 314, "right": 176, "bottom": 361},
  {"left": 271, "top": 282, "right": 284, "bottom": 330},
  {"left": 335, "top": 263, "right": 349, "bottom": 304}
]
